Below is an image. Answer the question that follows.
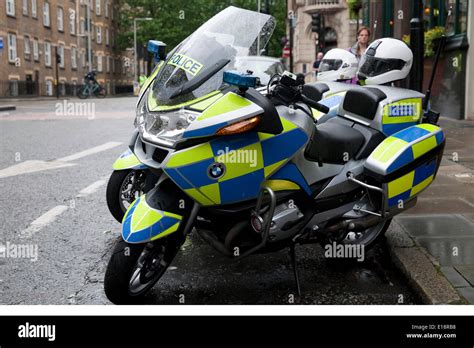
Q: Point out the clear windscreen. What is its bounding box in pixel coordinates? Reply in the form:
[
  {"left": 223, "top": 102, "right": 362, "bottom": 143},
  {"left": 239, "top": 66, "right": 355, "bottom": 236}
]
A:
[{"left": 150, "top": 6, "right": 276, "bottom": 109}]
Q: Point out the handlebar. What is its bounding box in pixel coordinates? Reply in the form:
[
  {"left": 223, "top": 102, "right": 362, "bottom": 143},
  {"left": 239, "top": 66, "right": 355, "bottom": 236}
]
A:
[{"left": 301, "top": 95, "right": 330, "bottom": 114}]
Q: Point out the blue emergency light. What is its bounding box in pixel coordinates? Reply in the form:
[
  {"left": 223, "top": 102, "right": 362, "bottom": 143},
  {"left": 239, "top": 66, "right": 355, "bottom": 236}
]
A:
[{"left": 223, "top": 71, "right": 257, "bottom": 89}]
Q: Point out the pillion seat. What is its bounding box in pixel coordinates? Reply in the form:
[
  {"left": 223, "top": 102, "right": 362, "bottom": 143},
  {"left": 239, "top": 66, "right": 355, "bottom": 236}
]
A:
[{"left": 304, "top": 116, "right": 386, "bottom": 165}]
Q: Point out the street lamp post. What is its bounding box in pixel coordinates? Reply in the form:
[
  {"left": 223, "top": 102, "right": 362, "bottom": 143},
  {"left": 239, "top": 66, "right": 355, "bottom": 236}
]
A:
[{"left": 134, "top": 17, "right": 153, "bottom": 83}]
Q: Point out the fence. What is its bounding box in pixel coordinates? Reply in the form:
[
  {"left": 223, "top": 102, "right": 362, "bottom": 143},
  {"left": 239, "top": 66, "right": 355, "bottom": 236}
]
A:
[{"left": 0, "top": 80, "right": 133, "bottom": 98}]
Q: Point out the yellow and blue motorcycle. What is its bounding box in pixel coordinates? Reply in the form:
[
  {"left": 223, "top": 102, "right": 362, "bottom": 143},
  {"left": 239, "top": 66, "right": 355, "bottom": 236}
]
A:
[{"left": 104, "top": 7, "right": 445, "bottom": 304}]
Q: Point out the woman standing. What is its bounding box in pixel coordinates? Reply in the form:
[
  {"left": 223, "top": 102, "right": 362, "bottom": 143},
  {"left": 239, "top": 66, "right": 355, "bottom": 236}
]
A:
[
  {"left": 349, "top": 26, "right": 371, "bottom": 63},
  {"left": 348, "top": 26, "right": 371, "bottom": 84}
]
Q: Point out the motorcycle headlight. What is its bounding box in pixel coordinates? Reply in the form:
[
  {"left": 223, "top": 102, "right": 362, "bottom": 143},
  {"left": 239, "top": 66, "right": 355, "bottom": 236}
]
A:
[
  {"left": 137, "top": 92, "right": 199, "bottom": 147},
  {"left": 134, "top": 90, "right": 148, "bottom": 128}
]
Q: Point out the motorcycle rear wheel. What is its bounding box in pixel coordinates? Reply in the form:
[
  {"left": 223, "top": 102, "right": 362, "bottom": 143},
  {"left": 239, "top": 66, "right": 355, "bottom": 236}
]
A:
[
  {"left": 321, "top": 218, "right": 392, "bottom": 264},
  {"left": 106, "top": 170, "right": 146, "bottom": 223}
]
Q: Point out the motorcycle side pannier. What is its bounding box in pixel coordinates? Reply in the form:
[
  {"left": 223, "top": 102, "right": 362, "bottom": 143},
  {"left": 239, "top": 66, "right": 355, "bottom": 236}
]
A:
[{"left": 363, "top": 123, "right": 445, "bottom": 210}]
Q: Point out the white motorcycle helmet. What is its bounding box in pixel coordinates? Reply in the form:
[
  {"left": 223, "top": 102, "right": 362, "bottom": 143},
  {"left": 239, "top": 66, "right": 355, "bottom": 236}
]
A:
[
  {"left": 317, "top": 48, "right": 358, "bottom": 81},
  {"left": 357, "top": 38, "right": 413, "bottom": 85}
]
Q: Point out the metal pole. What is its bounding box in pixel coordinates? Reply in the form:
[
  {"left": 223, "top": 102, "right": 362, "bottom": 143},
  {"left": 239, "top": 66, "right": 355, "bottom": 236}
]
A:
[
  {"left": 257, "top": 0, "right": 261, "bottom": 56},
  {"left": 409, "top": 0, "right": 424, "bottom": 92},
  {"left": 289, "top": 18, "right": 294, "bottom": 72},
  {"left": 87, "top": 0, "right": 92, "bottom": 72},
  {"left": 134, "top": 19, "right": 137, "bottom": 83},
  {"left": 55, "top": 46, "right": 59, "bottom": 99}
]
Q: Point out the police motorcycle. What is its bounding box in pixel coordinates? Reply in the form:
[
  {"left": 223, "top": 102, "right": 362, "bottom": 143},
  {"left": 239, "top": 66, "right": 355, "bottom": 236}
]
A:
[
  {"left": 104, "top": 7, "right": 445, "bottom": 304},
  {"left": 106, "top": 47, "right": 360, "bottom": 222},
  {"left": 306, "top": 48, "right": 361, "bottom": 123}
]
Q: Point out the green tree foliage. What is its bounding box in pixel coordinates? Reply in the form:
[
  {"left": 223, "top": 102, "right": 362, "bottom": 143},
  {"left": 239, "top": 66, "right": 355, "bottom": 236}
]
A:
[{"left": 117, "top": 0, "right": 286, "bottom": 58}]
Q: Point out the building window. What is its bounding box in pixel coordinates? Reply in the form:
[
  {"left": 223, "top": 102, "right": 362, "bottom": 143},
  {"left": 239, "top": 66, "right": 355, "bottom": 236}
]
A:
[
  {"left": 6, "top": 0, "right": 15, "bottom": 16},
  {"left": 22, "top": 0, "right": 28, "bottom": 15},
  {"left": 91, "top": 23, "right": 95, "bottom": 41},
  {"left": 45, "top": 80, "right": 53, "bottom": 96},
  {"left": 105, "top": 1, "right": 109, "bottom": 17},
  {"left": 58, "top": 44, "right": 65, "bottom": 68},
  {"left": 7, "top": 33, "right": 17, "bottom": 63},
  {"left": 69, "top": 9, "right": 76, "bottom": 35},
  {"left": 96, "top": 26, "right": 102, "bottom": 44},
  {"left": 24, "top": 35, "right": 31, "bottom": 60},
  {"left": 33, "top": 39, "right": 39, "bottom": 61},
  {"left": 95, "top": 0, "right": 101, "bottom": 15},
  {"left": 44, "top": 41, "right": 52, "bottom": 66},
  {"left": 106, "top": 55, "right": 110, "bottom": 72},
  {"left": 43, "top": 2, "right": 50, "bottom": 27},
  {"left": 97, "top": 55, "right": 103, "bottom": 72},
  {"left": 71, "top": 47, "right": 77, "bottom": 69},
  {"left": 105, "top": 27, "right": 109, "bottom": 46},
  {"left": 80, "top": 51, "right": 86, "bottom": 69},
  {"left": 80, "top": 19, "right": 85, "bottom": 35},
  {"left": 31, "top": 0, "right": 36, "bottom": 17},
  {"left": 57, "top": 7, "right": 64, "bottom": 31}
]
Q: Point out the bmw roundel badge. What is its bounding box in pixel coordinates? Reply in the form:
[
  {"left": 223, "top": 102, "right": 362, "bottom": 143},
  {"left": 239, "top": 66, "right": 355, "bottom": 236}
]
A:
[{"left": 208, "top": 162, "right": 226, "bottom": 179}]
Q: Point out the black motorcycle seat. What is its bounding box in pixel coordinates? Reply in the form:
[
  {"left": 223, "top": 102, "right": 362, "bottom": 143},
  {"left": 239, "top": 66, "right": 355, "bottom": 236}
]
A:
[
  {"left": 342, "top": 87, "right": 387, "bottom": 121},
  {"left": 302, "top": 83, "right": 330, "bottom": 102},
  {"left": 304, "top": 118, "right": 366, "bottom": 165}
]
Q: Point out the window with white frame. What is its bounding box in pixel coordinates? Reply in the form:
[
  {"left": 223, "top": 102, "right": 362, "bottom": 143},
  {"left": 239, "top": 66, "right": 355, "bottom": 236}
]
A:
[
  {"left": 105, "top": 28, "right": 109, "bottom": 46},
  {"left": 57, "top": 7, "right": 64, "bottom": 31},
  {"left": 7, "top": 34, "right": 17, "bottom": 63},
  {"left": 43, "top": 2, "right": 50, "bottom": 27},
  {"left": 31, "top": 0, "right": 36, "bottom": 17},
  {"left": 24, "top": 35, "right": 31, "bottom": 59},
  {"left": 33, "top": 39, "right": 39, "bottom": 61},
  {"left": 6, "top": 0, "right": 15, "bottom": 16},
  {"left": 22, "top": 0, "right": 28, "bottom": 15},
  {"left": 44, "top": 41, "right": 51, "bottom": 66},
  {"left": 106, "top": 55, "right": 110, "bottom": 72},
  {"left": 96, "top": 26, "right": 102, "bottom": 44},
  {"left": 69, "top": 9, "right": 76, "bottom": 35},
  {"left": 59, "top": 44, "right": 65, "bottom": 68},
  {"left": 45, "top": 80, "right": 53, "bottom": 96},
  {"left": 97, "top": 55, "right": 103, "bottom": 72},
  {"left": 105, "top": 1, "right": 109, "bottom": 18},
  {"left": 95, "top": 0, "right": 101, "bottom": 15},
  {"left": 71, "top": 47, "right": 77, "bottom": 69}
]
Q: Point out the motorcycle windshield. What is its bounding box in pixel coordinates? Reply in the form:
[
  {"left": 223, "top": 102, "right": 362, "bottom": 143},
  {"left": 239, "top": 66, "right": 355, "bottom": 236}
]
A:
[{"left": 150, "top": 6, "right": 276, "bottom": 109}]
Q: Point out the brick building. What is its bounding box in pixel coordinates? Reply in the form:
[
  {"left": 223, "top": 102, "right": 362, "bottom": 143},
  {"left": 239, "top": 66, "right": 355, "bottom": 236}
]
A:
[{"left": 0, "top": 0, "right": 134, "bottom": 97}]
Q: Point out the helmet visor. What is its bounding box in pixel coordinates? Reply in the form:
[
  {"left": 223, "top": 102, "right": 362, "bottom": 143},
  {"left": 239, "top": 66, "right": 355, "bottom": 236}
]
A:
[
  {"left": 358, "top": 55, "right": 406, "bottom": 77},
  {"left": 319, "top": 59, "right": 343, "bottom": 72}
]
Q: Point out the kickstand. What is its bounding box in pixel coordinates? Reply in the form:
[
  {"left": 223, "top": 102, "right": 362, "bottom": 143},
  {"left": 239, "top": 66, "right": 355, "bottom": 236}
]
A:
[{"left": 289, "top": 244, "right": 302, "bottom": 297}]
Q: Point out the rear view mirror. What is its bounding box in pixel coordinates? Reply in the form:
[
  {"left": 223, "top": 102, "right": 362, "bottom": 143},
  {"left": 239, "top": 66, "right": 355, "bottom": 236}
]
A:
[{"left": 147, "top": 40, "right": 167, "bottom": 62}]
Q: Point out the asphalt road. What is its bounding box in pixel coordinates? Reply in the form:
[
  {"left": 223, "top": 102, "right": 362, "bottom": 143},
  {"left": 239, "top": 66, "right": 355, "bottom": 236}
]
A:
[{"left": 0, "top": 97, "right": 418, "bottom": 305}]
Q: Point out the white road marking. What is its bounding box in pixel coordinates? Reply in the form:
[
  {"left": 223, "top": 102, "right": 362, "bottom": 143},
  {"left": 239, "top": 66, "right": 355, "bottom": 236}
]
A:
[
  {"left": 76, "top": 179, "right": 106, "bottom": 197},
  {"left": 57, "top": 141, "right": 122, "bottom": 162},
  {"left": 20, "top": 205, "right": 69, "bottom": 239},
  {"left": 0, "top": 142, "right": 122, "bottom": 179},
  {"left": 0, "top": 160, "right": 76, "bottom": 179}
]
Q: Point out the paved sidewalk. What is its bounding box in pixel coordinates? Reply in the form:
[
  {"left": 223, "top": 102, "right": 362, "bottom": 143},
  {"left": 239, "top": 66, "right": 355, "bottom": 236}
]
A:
[{"left": 392, "top": 117, "right": 474, "bottom": 304}]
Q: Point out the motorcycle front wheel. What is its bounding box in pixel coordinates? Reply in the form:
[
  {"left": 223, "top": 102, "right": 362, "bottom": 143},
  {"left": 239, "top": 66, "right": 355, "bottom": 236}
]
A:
[{"left": 104, "top": 235, "right": 182, "bottom": 304}]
